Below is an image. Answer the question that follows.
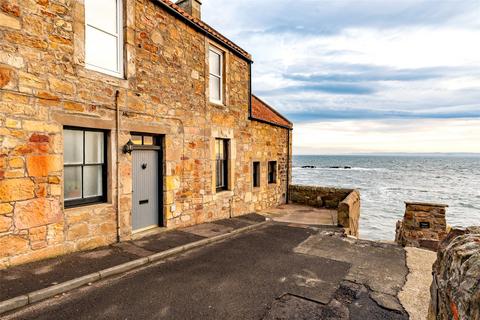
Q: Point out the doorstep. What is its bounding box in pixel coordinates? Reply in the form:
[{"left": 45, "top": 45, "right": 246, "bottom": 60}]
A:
[{"left": 0, "top": 214, "right": 267, "bottom": 314}]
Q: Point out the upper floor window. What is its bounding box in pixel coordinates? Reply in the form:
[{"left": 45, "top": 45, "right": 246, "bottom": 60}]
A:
[
  {"left": 253, "top": 161, "right": 260, "bottom": 188},
  {"left": 268, "top": 161, "right": 277, "bottom": 184},
  {"left": 209, "top": 47, "right": 223, "bottom": 104},
  {"left": 64, "top": 127, "right": 107, "bottom": 208},
  {"left": 215, "top": 139, "right": 229, "bottom": 192},
  {"left": 85, "top": 0, "right": 123, "bottom": 77}
]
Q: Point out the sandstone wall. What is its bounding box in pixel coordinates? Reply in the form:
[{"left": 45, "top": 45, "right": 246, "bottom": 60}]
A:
[
  {"left": 289, "top": 185, "right": 352, "bottom": 209},
  {"left": 428, "top": 227, "right": 480, "bottom": 320},
  {"left": 0, "top": 0, "right": 290, "bottom": 268},
  {"left": 289, "top": 185, "right": 360, "bottom": 237},
  {"left": 338, "top": 190, "right": 360, "bottom": 237},
  {"left": 396, "top": 202, "right": 448, "bottom": 251}
]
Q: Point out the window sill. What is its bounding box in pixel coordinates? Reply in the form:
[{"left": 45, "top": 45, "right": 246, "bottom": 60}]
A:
[
  {"left": 214, "top": 190, "right": 234, "bottom": 198},
  {"left": 64, "top": 202, "right": 112, "bottom": 212},
  {"left": 209, "top": 100, "right": 226, "bottom": 108},
  {"left": 85, "top": 64, "right": 124, "bottom": 79}
]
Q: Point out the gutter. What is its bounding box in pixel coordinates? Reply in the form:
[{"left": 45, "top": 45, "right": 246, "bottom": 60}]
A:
[
  {"left": 248, "top": 116, "right": 293, "bottom": 131},
  {"left": 249, "top": 62, "right": 252, "bottom": 118},
  {"left": 286, "top": 129, "right": 290, "bottom": 204}
]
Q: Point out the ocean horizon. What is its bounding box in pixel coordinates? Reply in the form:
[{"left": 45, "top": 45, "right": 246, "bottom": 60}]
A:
[{"left": 292, "top": 154, "right": 480, "bottom": 240}]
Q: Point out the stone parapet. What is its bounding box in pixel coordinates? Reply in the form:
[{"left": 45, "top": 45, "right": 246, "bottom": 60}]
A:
[
  {"left": 338, "top": 190, "right": 361, "bottom": 238},
  {"left": 428, "top": 227, "right": 480, "bottom": 320},
  {"left": 289, "top": 185, "right": 360, "bottom": 237},
  {"left": 395, "top": 202, "right": 448, "bottom": 251}
]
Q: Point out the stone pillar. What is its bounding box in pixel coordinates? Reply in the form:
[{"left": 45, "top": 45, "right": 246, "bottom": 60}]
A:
[{"left": 395, "top": 202, "right": 448, "bottom": 251}]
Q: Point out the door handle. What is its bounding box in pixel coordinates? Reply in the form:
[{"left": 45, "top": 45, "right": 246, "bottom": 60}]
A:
[{"left": 142, "top": 163, "right": 147, "bottom": 170}]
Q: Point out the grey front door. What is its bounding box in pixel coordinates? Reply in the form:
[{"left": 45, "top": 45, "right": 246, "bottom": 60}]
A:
[{"left": 132, "top": 150, "right": 160, "bottom": 231}]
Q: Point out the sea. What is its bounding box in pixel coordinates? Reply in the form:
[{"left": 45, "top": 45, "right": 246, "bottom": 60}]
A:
[{"left": 292, "top": 155, "right": 480, "bottom": 240}]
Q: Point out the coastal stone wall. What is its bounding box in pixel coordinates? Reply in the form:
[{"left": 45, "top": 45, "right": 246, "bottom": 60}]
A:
[
  {"left": 289, "top": 185, "right": 352, "bottom": 209},
  {"left": 289, "top": 185, "right": 360, "bottom": 237},
  {"left": 338, "top": 190, "right": 360, "bottom": 237},
  {"left": 0, "top": 0, "right": 291, "bottom": 269},
  {"left": 395, "top": 202, "right": 448, "bottom": 251},
  {"left": 428, "top": 227, "right": 480, "bottom": 320}
]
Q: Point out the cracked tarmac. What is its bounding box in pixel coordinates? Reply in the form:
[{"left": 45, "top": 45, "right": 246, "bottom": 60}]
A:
[{"left": 2, "top": 223, "right": 409, "bottom": 319}]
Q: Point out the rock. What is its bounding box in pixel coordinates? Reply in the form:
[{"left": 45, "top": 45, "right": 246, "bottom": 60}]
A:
[
  {"left": 0, "top": 235, "right": 29, "bottom": 258},
  {"left": 0, "top": 66, "right": 13, "bottom": 88},
  {"left": 14, "top": 198, "right": 62, "bottom": 229},
  {"left": 370, "top": 291, "right": 404, "bottom": 312},
  {"left": 428, "top": 227, "right": 480, "bottom": 320},
  {"left": 26, "top": 155, "right": 62, "bottom": 177},
  {"left": 0, "top": 178, "right": 35, "bottom": 202}
]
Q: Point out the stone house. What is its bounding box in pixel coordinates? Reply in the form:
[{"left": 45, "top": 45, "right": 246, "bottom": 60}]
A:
[{"left": 0, "top": 0, "right": 293, "bottom": 269}]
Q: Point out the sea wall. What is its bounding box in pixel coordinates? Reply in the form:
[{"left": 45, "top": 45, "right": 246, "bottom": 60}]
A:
[
  {"left": 395, "top": 202, "right": 448, "bottom": 251},
  {"left": 428, "top": 227, "right": 480, "bottom": 320},
  {"left": 289, "top": 185, "right": 360, "bottom": 237},
  {"left": 338, "top": 190, "right": 361, "bottom": 238}
]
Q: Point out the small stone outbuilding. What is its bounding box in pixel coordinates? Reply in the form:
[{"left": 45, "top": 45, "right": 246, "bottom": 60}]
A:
[{"left": 0, "top": 0, "right": 293, "bottom": 268}]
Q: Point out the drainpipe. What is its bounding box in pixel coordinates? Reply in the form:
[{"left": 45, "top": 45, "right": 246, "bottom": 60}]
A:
[
  {"left": 115, "top": 90, "right": 121, "bottom": 243},
  {"left": 286, "top": 129, "right": 290, "bottom": 204}
]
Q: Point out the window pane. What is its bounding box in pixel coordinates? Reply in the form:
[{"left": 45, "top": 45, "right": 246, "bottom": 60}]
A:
[
  {"left": 209, "top": 50, "right": 221, "bottom": 75},
  {"left": 85, "top": 25, "right": 119, "bottom": 72},
  {"left": 64, "top": 166, "right": 82, "bottom": 200},
  {"left": 85, "top": 0, "right": 118, "bottom": 35},
  {"left": 131, "top": 135, "right": 142, "bottom": 145},
  {"left": 83, "top": 165, "right": 103, "bottom": 198},
  {"left": 85, "top": 131, "right": 104, "bottom": 164},
  {"left": 143, "top": 136, "right": 154, "bottom": 145},
  {"left": 216, "top": 139, "right": 225, "bottom": 159},
  {"left": 210, "top": 77, "right": 221, "bottom": 102},
  {"left": 64, "top": 129, "right": 83, "bottom": 165}
]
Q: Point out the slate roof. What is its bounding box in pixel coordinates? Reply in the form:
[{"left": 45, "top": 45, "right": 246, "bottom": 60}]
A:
[
  {"left": 251, "top": 95, "right": 293, "bottom": 129},
  {"left": 155, "top": 0, "right": 252, "bottom": 61}
]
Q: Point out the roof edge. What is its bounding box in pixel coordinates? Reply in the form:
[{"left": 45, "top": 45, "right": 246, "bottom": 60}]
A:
[
  {"left": 251, "top": 94, "right": 293, "bottom": 129},
  {"left": 153, "top": 0, "right": 253, "bottom": 63}
]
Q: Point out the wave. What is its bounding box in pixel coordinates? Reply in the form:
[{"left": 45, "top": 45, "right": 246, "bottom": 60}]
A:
[{"left": 293, "top": 166, "right": 387, "bottom": 172}]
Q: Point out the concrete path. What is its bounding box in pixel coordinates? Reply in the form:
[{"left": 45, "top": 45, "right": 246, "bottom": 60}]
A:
[
  {"left": 0, "top": 214, "right": 262, "bottom": 302},
  {"left": 261, "top": 204, "right": 338, "bottom": 226},
  {"left": 3, "top": 223, "right": 409, "bottom": 320},
  {"left": 399, "top": 247, "right": 437, "bottom": 320}
]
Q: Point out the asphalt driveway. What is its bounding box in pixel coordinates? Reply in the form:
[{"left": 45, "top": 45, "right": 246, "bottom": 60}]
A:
[{"left": 2, "top": 223, "right": 408, "bottom": 320}]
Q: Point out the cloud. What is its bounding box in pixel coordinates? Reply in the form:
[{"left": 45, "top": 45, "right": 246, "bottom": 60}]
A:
[
  {"left": 202, "top": 0, "right": 480, "bottom": 152},
  {"left": 293, "top": 119, "right": 480, "bottom": 154}
]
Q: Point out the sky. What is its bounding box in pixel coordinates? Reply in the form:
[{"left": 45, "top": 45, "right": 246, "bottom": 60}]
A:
[{"left": 202, "top": 0, "right": 480, "bottom": 155}]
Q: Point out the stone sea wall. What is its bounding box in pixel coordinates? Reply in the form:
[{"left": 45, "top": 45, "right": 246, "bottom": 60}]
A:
[
  {"left": 289, "top": 185, "right": 360, "bottom": 237},
  {"left": 428, "top": 227, "right": 480, "bottom": 320}
]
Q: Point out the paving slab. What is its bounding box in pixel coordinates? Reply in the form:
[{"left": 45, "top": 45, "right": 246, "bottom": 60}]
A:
[
  {"left": 398, "top": 247, "right": 437, "bottom": 320},
  {"left": 128, "top": 230, "right": 205, "bottom": 253},
  {"left": 0, "top": 246, "right": 138, "bottom": 301},
  {"left": 181, "top": 223, "right": 234, "bottom": 238},
  {"left": 294, "top": 231, "right": 408, "bottom": 297}
]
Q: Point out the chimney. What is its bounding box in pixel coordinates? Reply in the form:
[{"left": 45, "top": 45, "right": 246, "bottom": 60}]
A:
[{"left": 176, "top": 0, "right": 202, "bottom": 20}]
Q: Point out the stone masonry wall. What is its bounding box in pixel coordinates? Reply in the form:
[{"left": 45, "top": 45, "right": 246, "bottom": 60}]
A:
[
  {"left": 289, "top": 185, "right": 352, "bottom": 209},
  {"left": 395, "top": 202, "right": 448, "bottom": 251},
  {"left": 428, "top": 227, "right": 480, "bottom": 320},
  {"left": 0, "top": 0, "right": 291, "bottom": 268},
  {"left": 289, "top": 185, "right": 360, "bottom": 237}
]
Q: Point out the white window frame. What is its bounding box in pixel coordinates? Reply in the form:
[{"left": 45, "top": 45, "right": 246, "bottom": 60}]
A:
[
  {"left": 209, "top": 46, "right": 224, "bottom": 104},
  {"left": 84, "top": 0, "right": 124, "bottom": 78}
]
